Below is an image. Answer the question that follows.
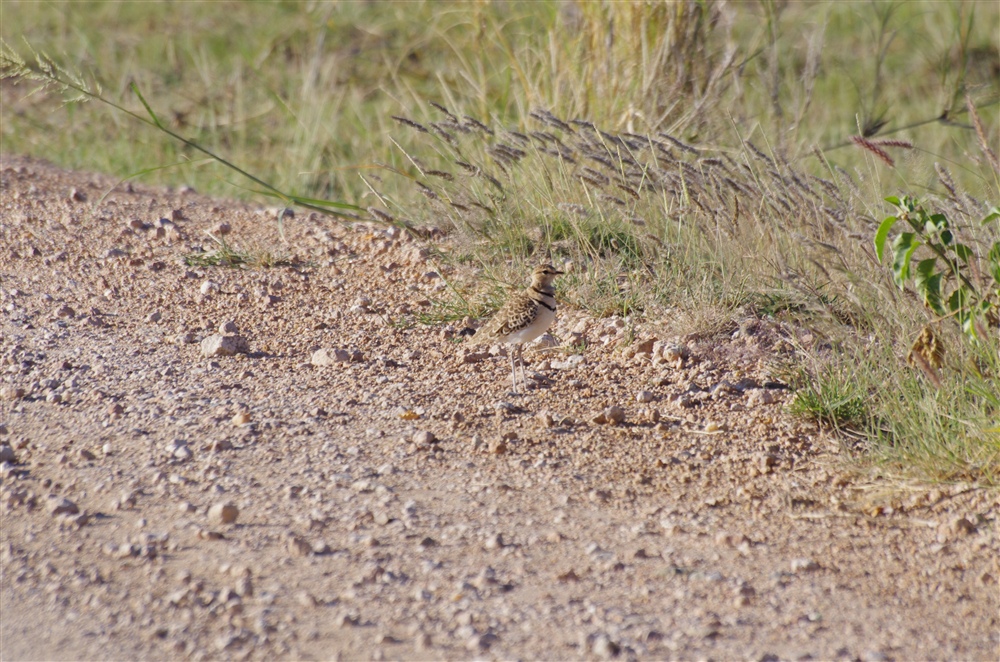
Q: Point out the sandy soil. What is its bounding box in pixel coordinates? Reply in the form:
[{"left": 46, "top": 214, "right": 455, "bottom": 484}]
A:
[{"left": 1, "top": 153, "right": 997, "bottom": 661}]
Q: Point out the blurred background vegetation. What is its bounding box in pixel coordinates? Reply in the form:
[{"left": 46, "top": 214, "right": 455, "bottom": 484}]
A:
[
  {"left": 2, "top": 0, "right": 999, "bottom": 484},
  {"left": 3, "top": 1, "right": 996, "bottom": 198}
]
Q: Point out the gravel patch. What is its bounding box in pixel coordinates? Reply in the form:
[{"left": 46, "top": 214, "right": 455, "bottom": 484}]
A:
[{"left": 1, "top": 154, "right": 997, "bottom": 661}]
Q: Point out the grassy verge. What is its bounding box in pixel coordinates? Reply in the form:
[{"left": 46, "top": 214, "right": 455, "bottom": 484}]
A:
[{"left": 2, "top": 0, "right": 999, "bottom": 484}]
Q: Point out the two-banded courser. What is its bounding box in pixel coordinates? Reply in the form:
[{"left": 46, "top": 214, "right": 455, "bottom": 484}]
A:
[{"left": 471, "top": 264, "right": 564, "bottom": 393}]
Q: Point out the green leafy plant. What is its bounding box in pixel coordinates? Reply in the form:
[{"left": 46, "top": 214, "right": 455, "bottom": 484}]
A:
[{"left": 875, "top": 195, "right": 1000, "bottom": 338}]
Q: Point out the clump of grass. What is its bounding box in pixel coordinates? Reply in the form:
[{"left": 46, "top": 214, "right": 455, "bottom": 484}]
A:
[
  {"left": 848, "top": 333, "right": 1000, "bottom": 485},
  {"left": 788, "top": 365, "right": 873, "bottom": 434},
  {"left": 183, "top": 235, "right": 297, "bottom": 269}
]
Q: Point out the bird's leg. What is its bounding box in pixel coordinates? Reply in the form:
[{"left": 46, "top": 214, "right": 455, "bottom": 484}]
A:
[
  {"left": 518, "top": 344, "right": 527, "bottom": 392},
  {"left": 509, "top": 347, "right": 519, "bottom": 394}
]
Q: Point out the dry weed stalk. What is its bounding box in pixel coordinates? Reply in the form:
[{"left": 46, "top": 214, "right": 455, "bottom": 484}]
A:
[{"left": 966, "top": 95, "right": 1000, "bottom": 175}]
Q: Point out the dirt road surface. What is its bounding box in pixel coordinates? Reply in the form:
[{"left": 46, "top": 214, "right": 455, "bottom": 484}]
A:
[{"left": 1, "top": 154, "right": 997, "bottom": 660}]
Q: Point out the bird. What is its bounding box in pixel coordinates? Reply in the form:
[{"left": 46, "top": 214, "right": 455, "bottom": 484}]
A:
[{"left": 471, "top": 264, "right": 564, "bottom": 393}]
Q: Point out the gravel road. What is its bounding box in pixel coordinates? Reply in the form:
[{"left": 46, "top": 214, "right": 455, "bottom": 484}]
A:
[{"left": 2, "top": 154, "right": 997, "bottom": 661}]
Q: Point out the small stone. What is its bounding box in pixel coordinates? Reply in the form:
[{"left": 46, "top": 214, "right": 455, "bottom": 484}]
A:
[
  {"left": 602, "top": 406, "right": 626, "bottom": 425},
  {"left": 214, "top": 222, "right": 232, "bottom": 235},
  {"left": 790, "top": 558, "right": 819, "bottom": 572},
  {"left": 412, "top": 430, "right": 437, "bottom": 445},
  {"left": 78, "top": 448, "right": 96, "bottom": 461},
  {"left": 174, "top": 332, "right": 199, "bottom": 344},
  {"left": 484, "top": 533, "right": 505, "bottom": 550},
  {"left": 208, "top": 502, "right": 239, "bottom": 525},
  {"left": 536, "top": 333, "right": 559, "bottom": 348},
  {"left": 1, "top": 387, "right": 25, "bottom": 401},
  {"left": 335, "top": 612, "right": 359, "bottom": 628},
  {"left": 0, "top": 445, "right": 15, "bottom": 463},
  {"left": 198, "top": 529, "right": 225, "bottom": 541},
  {"left": 107, "top": 403, "right": 125, "bottom": 418},
  {"left": 550, "top": 354, "right": 585, "bottom": 370},
  {"left": 949, "top": 517, "right": 977, "bottom": 536},
  {"left": 467, "top": 633, "right": 499, "bottom": 652},
  {"left": 660, "top": 343, "right": 687, "bottom": 365},
  {"left": 589, "top": 633, "right": 620, "bottom": 659},
  {"left": 163, "top": 439, "right": 190, "bottom": 457},
  {"left": 200, "top": 334, "right": 249, "bottom": 358},
  {"left": 715, "top": 532, "right": 749, "bottom": 549},
  {"left": 747, "top": 388, "right": 777, "bottom": 406},
  {"left": 414, "top": 632, "right": 433, "bottom": 650},
  {"left": 461, "top": 349, "right": 490, "bottom": 364},
  {"left": 178, "top": 502, "right": 197, "bottom": 514},
  {"left": 232, "top": 412, "right": 251, "bottom": 426},
  {"left": 633, "top": 338, "right": 656, "bottom": 357},
  {"left": 351, "top": 480, "right": 373, "bottom": 493},
  {"left": 46, "top": 496, "right": 79, "bottom": 516},
  {"left": 145, "top": 311, "right": 162, "bottom": 323},
  {"left": 296, "top": 591, "right": 318, "bottom": 607},
  {"left": 65, "top": 512, "right": 90, "bottom": 528},
  {"left": 234, "top": 576, "right": 254, "bottom": 597},
  {"left": 200, "top": 281, "right": 220, "bottom": 295},
  {"left": 636, "top": 390, "right": 654, "bottom": 403},
  {"left": 287, "top": 534, "right": 312, "bottom": 557},
  {"left": 211, "top": 439, "right": 233, "bottom": 452},
  {"left": 311, "top": 348, "right": 351, "bottom": 366},
  {"left": 704, "top": 421, "right": 724, "bottom": 433},
  {"left": 219, "top": 320, "right": 239, "bottom": 334},
  {"left": 488, "top": 439, "right": 507, "bottom": 455},
  {"left": 759, "top": 453, "right": 778, "bottom": 472}
]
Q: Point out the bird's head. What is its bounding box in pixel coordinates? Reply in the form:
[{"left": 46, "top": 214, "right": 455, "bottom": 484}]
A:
[{"left": 531, "top": 264, "right": 564, "bottom": 288}]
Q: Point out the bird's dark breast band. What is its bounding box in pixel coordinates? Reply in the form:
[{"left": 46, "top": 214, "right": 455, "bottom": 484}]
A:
[{"left": 536, "top": 299, "right": 556, "bottom": 312}]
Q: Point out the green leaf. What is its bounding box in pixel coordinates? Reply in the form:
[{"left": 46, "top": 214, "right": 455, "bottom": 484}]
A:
[
  {"left": 884, "top": 195, "right": 901, "bottom": 206},
  {"left": 874, "top": 215, "right": 898, "bottom": 262},
  {"left": 948, "top": 286, "right": 971, "bottom": 314},
  {"left": 913, "top": 258, "right": 945, "bottom": 314},
  {"left": 982, "top": 206, "right": 1000, "bottom": 224},
  {"left": 962, "top": 317, "right": 975, "bottom": 335},
  {"left": 130, "top": 82, "right": 164, "bottom": 130},
  {"left": 891, "top": 232, "right": 920, "bottom": 288},
  {"left": 954, "top": 243, "right": 974, "bottom": 263},
  {"left": 287, "top": 194, "right": 364, "bottom": 211},
  {"left": 988, "top": 243, "right": 1000, "bottom": 286}
]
